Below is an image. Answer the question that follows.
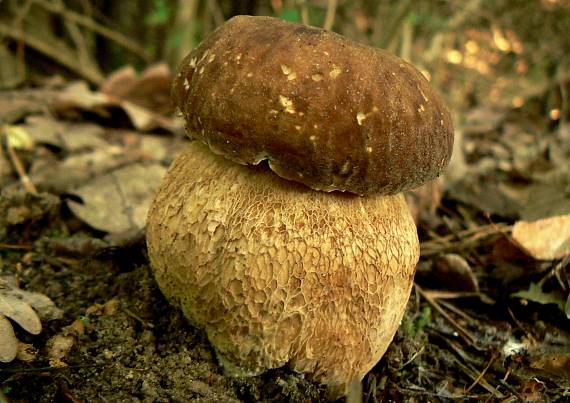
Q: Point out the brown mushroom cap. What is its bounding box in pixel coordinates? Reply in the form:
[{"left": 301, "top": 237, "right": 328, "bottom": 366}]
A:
[
  {"left": 172, "top": 15, "right": 453, "bottom": 195},
  {"left": 147, "top": 142, "right": 419, "bottom": 396}
]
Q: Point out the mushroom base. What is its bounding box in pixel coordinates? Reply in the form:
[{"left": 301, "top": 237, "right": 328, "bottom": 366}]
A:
[{"left": 146, "top": 142, "right": 419, "bottom": 397}]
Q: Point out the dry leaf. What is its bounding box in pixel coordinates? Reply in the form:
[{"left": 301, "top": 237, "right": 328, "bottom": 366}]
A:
[
  {"left": 513, "top": 282, "right": 566, "bottom": 312},
  {"left": 0, "top": 276, "right": 63, "bottom": 363},
  {"left": 46, "top": 334, "right": 75, "bottom": 365},
  {"left": 68, "top": 162, "right": 166, "bottom": 233},
  {"left": 101, "top": 63, "right": 173, "bottom": 115},
  {"left": 0, "top": 314, "right": 17, "bottom": 362},
  {"left": 512, "top": 214, "right": 570, "bottom": 260},
  {"left": 433, "top": 254, "right": 479, "bottom": 292},
  {"left": 0, "top": 293, "right": 42, "bottom": 335},
  {"left": 51, "top": 81, "right": 183, "bottom": 133}
]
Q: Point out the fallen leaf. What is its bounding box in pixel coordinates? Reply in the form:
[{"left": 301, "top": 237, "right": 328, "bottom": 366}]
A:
[
  {"left": 17, "top": 342, "right": 38, "bottom": 363},
  {"left": 513, "top": 282, "right": 566, "bottom": 312},
  {"left": 46, "top": 334, "right": 75, "bottom": 365},
  {"left": 512, "top": 214, "right": 570, "bottom": 260},
  {"left": 0, "top": 314, "right": 17, "bottom": 362},
  {"left": 101, "top": 63, "right": 173, "bottom": 115},
  {"left": 0, "top": 292, "right": 42, "bottom": 334},
  {"left": 67, "top": 162, "right": 166, "bottom": 233},
  {"left": 0, "top": 276, "right": 63, "bottom": 363},
  {"left": 51, "top": 81, "right": 183, "bottom": 133},
  {"left": 447, "top": 177, "right": 521, "bottom": 217},
  {"left": 433, "top": 254, "right": 479, "bottom": 292}
]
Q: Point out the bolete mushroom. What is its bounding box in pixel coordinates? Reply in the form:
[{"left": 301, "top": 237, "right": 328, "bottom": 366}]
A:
[{"left": 147, "top": 15, "right": 453, "bottom": 398}]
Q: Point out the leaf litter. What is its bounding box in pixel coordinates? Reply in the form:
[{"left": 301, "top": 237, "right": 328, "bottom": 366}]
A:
[{"left": 0, "top": 276, "right": 62, "bottom": 363}]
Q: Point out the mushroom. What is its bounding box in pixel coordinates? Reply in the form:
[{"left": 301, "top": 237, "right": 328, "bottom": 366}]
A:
[{"left": 147, "top": 15, "right": 453, "bottom": 398}]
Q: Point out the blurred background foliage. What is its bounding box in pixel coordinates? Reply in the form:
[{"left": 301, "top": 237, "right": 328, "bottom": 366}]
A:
[{"left": 0, "top": 0, "right": 569, "bottom": 121}]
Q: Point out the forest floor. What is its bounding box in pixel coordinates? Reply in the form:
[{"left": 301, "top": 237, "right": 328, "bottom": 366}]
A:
[{"left": 0, "top": 68, "right": 569, "bottom": 402}]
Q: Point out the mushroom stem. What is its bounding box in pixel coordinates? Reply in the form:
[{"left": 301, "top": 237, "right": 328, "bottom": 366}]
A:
[{"left": 147, "top": 142, "right": 420, "bottom": 397}]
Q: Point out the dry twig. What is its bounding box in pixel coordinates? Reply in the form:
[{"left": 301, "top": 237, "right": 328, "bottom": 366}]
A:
[
  {"left": 421, "top": 223, "right": 512, "bottom": 257},
  {"left": 323, "top": 0, "right": 338, "bottom": 31},
  {"left": 416, "top": 285, "right": 476, "bottom": 345},
  {"left": 30, "top": 0, "right": 151, "bottom": 62}
]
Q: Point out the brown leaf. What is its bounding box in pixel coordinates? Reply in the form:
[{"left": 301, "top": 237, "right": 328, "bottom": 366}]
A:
[
  {"left": 46, "top": 334, "right": 75, "bottom": 364},
  {"left": 101, "top": 63, "right": 173, "bottom": 115},
  {"left": 67, "top": 162, "right": 167, "bottom": 233},
  {"left": 0, "top": 314, "right": 17, "bottom": 363},
  {"left": 0, "top": 276, "right": 63, "bottom": 362},
  {"left": 512, "top": 214, "right": 570, "bottom": 260},
  {"left": 433, "top": 254, "right": 479, "bottom": 292},
  {"left": 0, "top": 292, "right": 42, "bottom": 335},
  {"left": 51, "top": 81, "right": 183, "bottom": 133}
]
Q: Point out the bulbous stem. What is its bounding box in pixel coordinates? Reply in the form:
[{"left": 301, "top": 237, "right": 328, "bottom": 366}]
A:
[{"left": 146, "top": 142, "right": 419, "bottom": 397}]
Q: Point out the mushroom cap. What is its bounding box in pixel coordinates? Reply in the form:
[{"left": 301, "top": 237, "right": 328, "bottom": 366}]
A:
[
  {"left": 146, "top": 142, "right": 419, "bottom": 396},
  {"left": 172, "top": 15, "right": 453, "bottom": 196}
]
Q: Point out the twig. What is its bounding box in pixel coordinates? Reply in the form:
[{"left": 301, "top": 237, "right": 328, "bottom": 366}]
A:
[
  {"left": 0, "top": 244, "right": 33, "bottom": 250},
  {"left": 169, "top": 0, "right": 199, "bottom": 66},
  {"left": 497, "top": 379, "right": 525, "bottom": 402},
  {"left": 397, "top": 344, "right": 425, "bottom": 370},
  {"left": 0, "top": 363, "right": 106, "bottom": 374},
  {"left": 420, "top": 223, "right": 512, "bottom": 257},
  {"left": 420, "top": 290, "right": 495, "bottom": 304},
  {"left": 0, "top": 22, "right": 104, "bottom": 85},
  {"left": 2, "top": 129, "right": 37, "bottom": 194},
  {"left": 297, "top": 0, "right": 310, "bottom": 25},
  {"left": 30, "top": 0, "right": 151, "bottom": 62},
  {"left": 124, "top": 308, "right": 155, "bottom": 328},
  {"left": 416, "top": 284, "right": 476, "bottom": 345},
  {"left": 437, "top": 299, "right": 479, "bottom": 325},
  {"left": 322, "top": 0, "right": 338, "bottom": 31},
  {"left": 466, "top": 352, "right": 498, "bottom": 393},
  {"left": 54, "top": 0, "right": 94, "bottom": 73},
  {"left": 451, "top": 356, "right": 506, "bottom": 398},
  {"left": 206, "top": 0, "right": 224, "bottom": 28},
  {"left": 377, "top": 0, "right": 415, "bottom": 50}
]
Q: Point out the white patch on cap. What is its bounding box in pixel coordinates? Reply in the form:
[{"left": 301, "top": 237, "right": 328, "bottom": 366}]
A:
[
  {"left": 329, "top": 65, "right": 341, "bottom": 79},
  {"left": 198, "top": 50, "right": 210, "bottom": 64},
  {"left": 281, "top": 65, "right": 297, "bottom": 81},
  {"left": 279, "top": 95, "right": 296, "bottom": 114}
]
